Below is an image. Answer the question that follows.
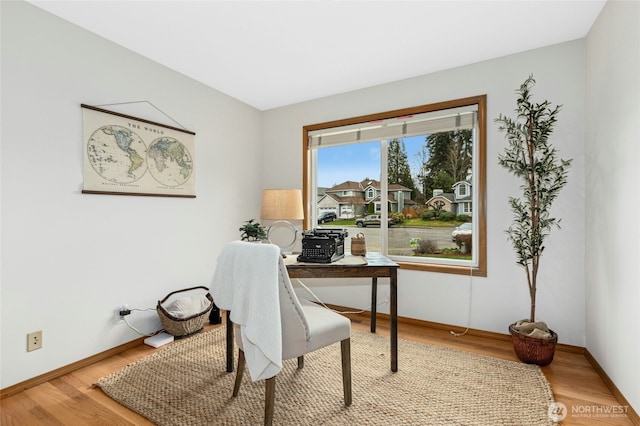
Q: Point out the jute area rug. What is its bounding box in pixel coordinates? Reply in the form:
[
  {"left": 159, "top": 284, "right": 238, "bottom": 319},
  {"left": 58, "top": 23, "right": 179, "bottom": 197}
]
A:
[{"left": 96, "top": 327, "right": 556, "bottom": 425}]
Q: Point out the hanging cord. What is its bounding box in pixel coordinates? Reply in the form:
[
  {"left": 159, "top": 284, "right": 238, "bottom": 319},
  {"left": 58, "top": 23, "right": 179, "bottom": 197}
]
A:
[
  {"left": 450, "top": 263, "right": 473, "bottom": 337},
  {"left": 95, "top": 100, "right": 189, "bottom": 131},
  {"left": 295, "top": 278, "right": 389, "bottom": 314},
  {"left": 121, "top": 307, "right": 164, "bottom": 337}
]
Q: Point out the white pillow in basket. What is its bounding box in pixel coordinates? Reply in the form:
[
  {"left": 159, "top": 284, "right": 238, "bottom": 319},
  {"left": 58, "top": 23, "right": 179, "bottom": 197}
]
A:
[{"left": 163, "top": 294, "right": 210, "bottom": 319}]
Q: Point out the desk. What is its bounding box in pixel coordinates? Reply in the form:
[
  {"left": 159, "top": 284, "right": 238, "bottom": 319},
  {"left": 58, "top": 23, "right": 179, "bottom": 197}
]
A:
[{"left": 225, "top": 253, "right": 399, "bottom": 372}]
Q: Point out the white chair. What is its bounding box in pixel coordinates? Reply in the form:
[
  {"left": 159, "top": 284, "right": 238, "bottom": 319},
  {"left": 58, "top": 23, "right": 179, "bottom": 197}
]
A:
[{"left": 210, "top": 242, "right": 352, "bottom": 426}]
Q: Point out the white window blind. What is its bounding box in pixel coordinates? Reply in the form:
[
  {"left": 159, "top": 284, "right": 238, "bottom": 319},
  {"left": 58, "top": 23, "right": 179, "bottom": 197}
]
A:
[{"left": 309, "top": 104, "right": 477, "bottom": 149}]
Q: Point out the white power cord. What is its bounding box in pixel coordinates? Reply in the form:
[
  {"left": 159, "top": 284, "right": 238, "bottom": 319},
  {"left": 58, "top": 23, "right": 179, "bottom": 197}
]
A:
[
  {"left": 449, "top": 263, "right": 474, "bottom": 337},
  {"left": 295, "top": 278, "right": 389, "bottom": 314},
  {"left": 121, "top": 307, "right": 164, "bottom": 337}
]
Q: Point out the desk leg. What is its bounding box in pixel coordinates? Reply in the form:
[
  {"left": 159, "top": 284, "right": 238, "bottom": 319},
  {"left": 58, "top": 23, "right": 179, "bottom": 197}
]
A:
[
  {"left": 390, "top": 269, "right": 398, "bottom": 372},
  {"left": 370, "top": 277, "right": 377, "bottom": 333},
  {"left": 226, "top": 311, "right": 234, "bottom": 373}
]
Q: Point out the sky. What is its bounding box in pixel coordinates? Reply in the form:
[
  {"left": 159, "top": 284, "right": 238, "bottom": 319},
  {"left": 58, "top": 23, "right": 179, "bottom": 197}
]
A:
[{"left": 317, "top": 136, "right": 426, "bottom": 188}]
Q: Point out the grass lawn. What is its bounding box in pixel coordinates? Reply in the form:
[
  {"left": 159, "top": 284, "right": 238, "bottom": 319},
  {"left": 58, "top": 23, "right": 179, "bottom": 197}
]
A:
[{"left": 414, "top": 253, "right": 472, "bottom": 260}]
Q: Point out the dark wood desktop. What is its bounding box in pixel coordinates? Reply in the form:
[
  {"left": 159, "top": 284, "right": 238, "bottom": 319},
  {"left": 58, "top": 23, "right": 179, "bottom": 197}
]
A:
[{"left": 225, "top": 252, "right": 399, "bottom": 373}]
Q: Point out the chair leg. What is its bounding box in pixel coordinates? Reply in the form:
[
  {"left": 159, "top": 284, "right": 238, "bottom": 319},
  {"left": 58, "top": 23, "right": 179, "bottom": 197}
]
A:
[
  {"left": 297, "top": 355, "right": 304, "bottom": 369},
  {"left": 264, "top": 376, "right": 276, "bottom": 426},
  {"left": 340, "top": 338, "right": 352, "bottom": 407},
  {"left": 371, "top": 277, "right": 378, "bottom": 332},
  {"left": 232, "top": 349, "right": 245, "bottom": 397}
]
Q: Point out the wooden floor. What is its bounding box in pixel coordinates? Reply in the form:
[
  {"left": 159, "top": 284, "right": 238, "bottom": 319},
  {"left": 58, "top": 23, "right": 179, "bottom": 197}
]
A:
[{"left": 1, "top": 311, "right": 636, "bottom": 425}]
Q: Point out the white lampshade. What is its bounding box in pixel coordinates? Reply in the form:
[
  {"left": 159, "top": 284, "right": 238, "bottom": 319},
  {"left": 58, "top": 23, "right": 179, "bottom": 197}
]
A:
[{"left": 260, "top": 189, "right": 304, "bottom": 220}]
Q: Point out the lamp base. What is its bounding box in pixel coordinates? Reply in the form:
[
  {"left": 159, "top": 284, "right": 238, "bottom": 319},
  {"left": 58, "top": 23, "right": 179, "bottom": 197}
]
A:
[{"left": 266, "top": 220, "right": 298, "bottom": 253}]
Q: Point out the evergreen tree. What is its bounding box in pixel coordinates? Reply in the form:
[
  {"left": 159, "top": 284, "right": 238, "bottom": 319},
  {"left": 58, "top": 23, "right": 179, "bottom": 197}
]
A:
[
  {"left": 420, "top": 130, "right": 473, "bottom": 199},
  {"left": 432, "top": 170, "right": 455, "bottom": 195},
  {"left": 425, "top": 133, "right": 451, "bottom": 174},
  {"left": 387, "top": 138, "right": 415, "bottom": 194}
]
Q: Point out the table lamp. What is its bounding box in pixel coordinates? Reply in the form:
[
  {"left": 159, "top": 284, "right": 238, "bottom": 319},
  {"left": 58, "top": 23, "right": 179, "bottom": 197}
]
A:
[{"left": 260, "top": 189, "right": 304, "bottom": 254}]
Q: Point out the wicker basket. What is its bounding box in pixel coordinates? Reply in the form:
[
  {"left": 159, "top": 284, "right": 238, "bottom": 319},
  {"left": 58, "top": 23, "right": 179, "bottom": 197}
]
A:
[
  {"left": 157, "top": 286, "right": 214, "bottom": 338},
  {"left": 509, "top": 323, "right": 558, "bottom": 366}
]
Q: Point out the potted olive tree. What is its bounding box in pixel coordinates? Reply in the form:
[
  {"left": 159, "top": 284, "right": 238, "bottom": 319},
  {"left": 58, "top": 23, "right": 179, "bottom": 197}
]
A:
[
  {"left": 239, "top": 219, "right": 267, "bottom": 242},
  {"left": 496, "top": 75, "right": 572, "bottom": 366}
]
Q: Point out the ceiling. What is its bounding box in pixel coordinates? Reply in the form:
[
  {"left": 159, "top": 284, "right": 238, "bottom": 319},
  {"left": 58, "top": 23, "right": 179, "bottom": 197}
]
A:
[{"left": 28, "top": 1, "right": 606, "bottom": 111}]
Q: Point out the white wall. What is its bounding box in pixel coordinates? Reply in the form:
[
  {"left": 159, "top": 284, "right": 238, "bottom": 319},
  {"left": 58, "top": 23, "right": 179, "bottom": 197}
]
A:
[
  {"left": 1, "top": 1, "right": 263, "bottom": 389},
  {"left": 264, "top": 41, "right": 587, "bottom": 345},
  {"left": 585, "top": 0, "right": 640, "bottom": 414}
]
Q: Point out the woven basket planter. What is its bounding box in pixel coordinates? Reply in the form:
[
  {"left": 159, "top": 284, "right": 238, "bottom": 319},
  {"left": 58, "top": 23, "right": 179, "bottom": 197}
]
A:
[
  {"left": 509, "top": 323, "right": 558, "bottom": 366},
  {"left": 157, "top": 286, "right": 214, "bottom": 338},
  {"left": 351, "top": 233, "right": 366, "bottom": 256}
]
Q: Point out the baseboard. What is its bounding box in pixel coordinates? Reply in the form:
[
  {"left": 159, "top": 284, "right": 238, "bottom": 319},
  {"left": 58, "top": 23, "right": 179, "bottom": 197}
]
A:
[
  {"left": 328, "top": 303, "right": 586, "bottom": 354},
  {"left": 584, "top": 350, "right": 640, "bottom": 425},
  {"left": 0, "top": 336, "right": 145, "bottom": 399},
  {"left": 401, "top": 313, "right": 586, "bottom": 354}
]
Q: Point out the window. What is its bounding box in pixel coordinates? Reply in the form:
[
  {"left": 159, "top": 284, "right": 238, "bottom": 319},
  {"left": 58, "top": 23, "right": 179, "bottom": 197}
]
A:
[
  {"left": 366, "top": 188, "right": 375, "bottom": 200},
  {"left": 303, "top": 96, "right": 486, "bottom": 276}
]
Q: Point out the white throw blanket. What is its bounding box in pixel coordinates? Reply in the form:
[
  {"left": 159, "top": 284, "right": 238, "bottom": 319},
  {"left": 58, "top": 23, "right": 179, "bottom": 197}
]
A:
[{"left": 209, "top": 241, "right": 282, "bottom": 381}]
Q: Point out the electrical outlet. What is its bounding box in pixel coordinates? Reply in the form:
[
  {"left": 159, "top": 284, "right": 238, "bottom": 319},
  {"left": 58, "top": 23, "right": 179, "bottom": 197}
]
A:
[
  {"left": 27, "top": 331, "right": 42, "bottom": 352},
  {"left": 115, "top": 304, "right": 129, "bottom": 322},
  {"left": 119, "top": 304, "right": 131, "bottom": 316}
]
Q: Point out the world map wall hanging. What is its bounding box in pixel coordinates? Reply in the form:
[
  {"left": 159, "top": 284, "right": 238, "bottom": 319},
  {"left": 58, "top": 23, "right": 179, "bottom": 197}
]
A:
[{"left": 81, "top": 104, "right": 196, "bottom": 198}]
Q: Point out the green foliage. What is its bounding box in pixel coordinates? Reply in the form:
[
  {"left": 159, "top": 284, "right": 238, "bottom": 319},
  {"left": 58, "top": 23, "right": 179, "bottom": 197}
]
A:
[
  {"left": 496, "top": 75, "right": 572, "bottom": 322},
  {"left": 420, "top": 130, "right": 473, "bottom": 200},
  {"left": 441, "top": 247, "right": 460, "bottom": 254},
  {"left": 400, "top": 217, "right": 465, "bottom": 227},
  {"left": 367, "top": 202, "right": 375, "bottom": 214},
  {"left": 439, "top": 211, "right": 456, "bottom": 221},
  {"left": 456, "top": 214, "right": 471, "bottom": 222},
  {"left": 239, "top": 219, "right": 267, "bottom": 242},
  {"left": 432, "top": 170, "right": 455, "bottom": 196},
  {"left": 390, "top": 212, "right": 405, "bottom": 224},
  {"left": 388, "top": 139, "right": 416, "bottom": 194},
  {"left": 421, "top": 210, "right": 436, "bottom": 221}
]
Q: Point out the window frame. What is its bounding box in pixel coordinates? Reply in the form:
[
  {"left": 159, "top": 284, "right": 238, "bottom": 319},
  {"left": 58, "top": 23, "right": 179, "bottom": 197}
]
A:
[{"left": 302, "top": 95, "right": 487, "bottom": 277}]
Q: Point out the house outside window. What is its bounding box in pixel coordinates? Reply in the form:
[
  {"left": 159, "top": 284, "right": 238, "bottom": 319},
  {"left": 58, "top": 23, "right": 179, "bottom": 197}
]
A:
[{"left": 304, "top": 95, "right": 486, "bottom": 276}]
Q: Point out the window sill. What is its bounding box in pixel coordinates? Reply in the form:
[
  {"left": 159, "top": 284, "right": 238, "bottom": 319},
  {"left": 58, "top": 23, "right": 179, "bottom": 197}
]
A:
[{"left": 398, "top": 260, "right": 487, "bottom": 277}]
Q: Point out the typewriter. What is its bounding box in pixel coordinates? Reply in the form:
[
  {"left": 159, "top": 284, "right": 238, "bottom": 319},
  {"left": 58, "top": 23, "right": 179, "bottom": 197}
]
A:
[{"left": 297, "top": 228, "right": 348, "bottom": 263}]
